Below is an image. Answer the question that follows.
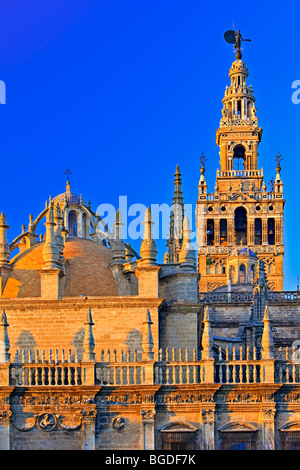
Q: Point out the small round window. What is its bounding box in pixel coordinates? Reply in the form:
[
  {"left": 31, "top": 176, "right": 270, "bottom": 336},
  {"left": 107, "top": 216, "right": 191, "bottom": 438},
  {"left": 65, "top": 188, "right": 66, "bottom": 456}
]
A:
[
  {"left": 256, "top": 205, "right": 261, "bottom": 212},
  {"left": 269, "top": 205, "right": 274, "bottom": 211},
  {"left": 207, "top": 206, "right": 214, "bottom": 212}
]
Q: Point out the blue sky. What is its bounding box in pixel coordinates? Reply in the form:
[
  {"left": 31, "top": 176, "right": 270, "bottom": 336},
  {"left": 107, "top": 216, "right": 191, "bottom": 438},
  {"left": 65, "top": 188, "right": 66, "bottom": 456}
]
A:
[{"left": 0, "top": 0, "right": 299, "bottom": 290}]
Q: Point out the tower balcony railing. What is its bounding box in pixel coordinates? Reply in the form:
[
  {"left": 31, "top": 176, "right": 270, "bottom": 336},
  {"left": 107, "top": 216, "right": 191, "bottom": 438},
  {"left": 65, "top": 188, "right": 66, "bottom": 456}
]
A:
[
  {"left": 198, "top": 291, "right": 253, "bottom": 303},
  {"left": 217, "top": 169, "right": 263, "bottom": 178},
  {"left": 198, "top": 291, "right": 300, "bottom": 303},
  {"left": 254, "top": 192, "right": 281, "bottom": 200},
  {"left": 203, "top": 191, "right": 281, "bottom": 202},
  {"left": 220, "top": 117, "right": 258, "bottom": 127}
]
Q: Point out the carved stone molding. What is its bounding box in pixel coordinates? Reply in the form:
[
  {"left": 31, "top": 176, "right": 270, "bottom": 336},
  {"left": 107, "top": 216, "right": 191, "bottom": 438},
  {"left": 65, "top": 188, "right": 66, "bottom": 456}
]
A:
[
  {"left": 58, "top": 415, "right": 82, "bottom": 431},
  {"left": 37, "top": 413, "right": 57, "bottom": 432},
  {"left": 80, "top": 409, "right": 97, "bottom": 424},
  {"left": 261, "top": 408, "right": 276, "bottom": 421},
  {"left": 0, "top": 410, "right": 11, "bottom": 423},
  {"left": 141, "top": 410, "right": 156, "bottom": 422},
  {"left": 156, "top": 391, "right": 215, "bottom": 405},
  {"left": 13, "top": 412, "right": 82, "bottom": 432},
  {"left": 201, "top": 409, "right": 215, "bottom": 423}
]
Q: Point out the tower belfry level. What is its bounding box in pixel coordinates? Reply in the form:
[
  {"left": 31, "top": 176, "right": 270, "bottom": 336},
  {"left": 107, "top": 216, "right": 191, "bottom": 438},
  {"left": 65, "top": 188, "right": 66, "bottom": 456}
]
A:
[{"left": 196, "top": 35, "right": 285, "bottom": 292}]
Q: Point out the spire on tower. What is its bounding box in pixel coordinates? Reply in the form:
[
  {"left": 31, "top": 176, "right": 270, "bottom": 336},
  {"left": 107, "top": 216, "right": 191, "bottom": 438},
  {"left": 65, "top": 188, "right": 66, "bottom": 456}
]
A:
[
  {"left": 201, "top": 306, "right": 214, "bottom": 360},
  {"left": 198, "top": 153, "right": 208, "bottom": 198},
  {"left": 0, "top": 213, "right": 10, "bottom": 268},
  {"left": 82, "top": 307, "right": 95, "bottom": 362},
  {"left": 261, "top": 305, "right": 274, "bottom": 359},
  {"left": 179, "top": 215, "right": 196, "bottom": 272},
  {"left": 139, "top": 208, "right": 157, "bottom": 266},
  {"left": 111, "top": 209, "right": 126, "bottom": 265},
  {"left": 42, "top": 206, "right": 61, "bottom": 270},
  {"left": 142, "top": 309, "right": 154, "bottom": 361},
  {"left": 173, "top": 164, "right": 184, "bottom": 208},
  {"left": 164, "top": 165, "right": 185, "bottom": 264}
]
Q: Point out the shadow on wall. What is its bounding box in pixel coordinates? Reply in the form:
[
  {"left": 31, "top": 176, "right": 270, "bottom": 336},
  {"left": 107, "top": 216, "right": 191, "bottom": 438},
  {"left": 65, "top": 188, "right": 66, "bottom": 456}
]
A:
[
  {"left": 16, "top": 330, "right": 37, "bottom": 353},
  {"left": 124, "top": 329, "right": 143, "bottom": 360},
  {"left": 73, "top": 328, "right": 85, "bottom": 360},
  {"left": 69, "top": 328, "right": 143, "bottom": 362}
]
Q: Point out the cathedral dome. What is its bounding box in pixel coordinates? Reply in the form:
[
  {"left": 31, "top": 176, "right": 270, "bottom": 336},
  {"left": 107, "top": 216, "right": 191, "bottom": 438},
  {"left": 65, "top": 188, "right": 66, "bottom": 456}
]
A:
[
  {"left": 53, "top": 191, "right": 82, "bottom": 205},
  {"left": 237, "top": 248, "right": 256, "bottom": 257},
  {"left": 3, "top": 237, "right": 118, "bottom": 298},
  {"left": 52, "top": 180, "right": 87, "bottom": 207}
]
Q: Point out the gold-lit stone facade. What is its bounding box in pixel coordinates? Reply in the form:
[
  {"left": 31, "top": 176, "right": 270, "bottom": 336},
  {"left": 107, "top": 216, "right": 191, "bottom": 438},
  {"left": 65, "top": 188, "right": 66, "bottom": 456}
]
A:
[{"left": 0, "top": 40, "right": 299, "bottom": 452}]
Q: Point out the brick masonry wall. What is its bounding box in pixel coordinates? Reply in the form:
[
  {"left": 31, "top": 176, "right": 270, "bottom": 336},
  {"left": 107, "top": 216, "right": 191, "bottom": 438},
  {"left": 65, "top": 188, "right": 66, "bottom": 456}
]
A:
[
  {"left": 12, "top": 424, "right": 82, "bottom": 450},
  {"left": 208, "top": 302, "right": 300, "bottom": 346},
  {"left": 96, "top": 409, "right": 142, "bottom": 450},
  {"left": 159, "top": 304, "right": 200, "bottom": 353},
  {"left": 159, "top": 272, "right": 199, "bottom": 304}
]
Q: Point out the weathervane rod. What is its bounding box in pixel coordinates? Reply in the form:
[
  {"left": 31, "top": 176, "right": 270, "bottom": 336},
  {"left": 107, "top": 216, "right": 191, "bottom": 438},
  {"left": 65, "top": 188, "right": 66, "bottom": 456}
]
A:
[{"left": 64, "top": 168, "right": 73, "bottom": 182}]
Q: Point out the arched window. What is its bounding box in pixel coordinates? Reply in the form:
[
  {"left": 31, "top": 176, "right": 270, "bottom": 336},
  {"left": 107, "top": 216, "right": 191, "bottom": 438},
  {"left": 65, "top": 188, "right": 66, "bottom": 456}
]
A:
[
  {"left": 234, "top": 207, "right": 247, "bottom": 245},
  {"left": 206, "top": 219, "right": 214, "bottom": 246},
  {"left": 68, "top": 211, "right": 77, "bottom": 237},
  {"left": 220, "top": 219, "right": 227, "bottom": 245},
  {"left": 268, "top": 218, "right": 275, "bottom": 245},
  {"left": 219, "top": 422, "right": 258, "bottom": 450},
  {"left": 160, "top": 422, "right": 198, "bottom": 451},
  {"left": 239, "top": 264, "right": 246, "bottom": 283},
  {"left": 279, "top": 422, "right": 300, "bottom": 450},
  {"left": 255, "top": 218, "right": 262, "bottom": 245},
  {"left": 233, "top": 145, "right": 246, "bottom": 170}
]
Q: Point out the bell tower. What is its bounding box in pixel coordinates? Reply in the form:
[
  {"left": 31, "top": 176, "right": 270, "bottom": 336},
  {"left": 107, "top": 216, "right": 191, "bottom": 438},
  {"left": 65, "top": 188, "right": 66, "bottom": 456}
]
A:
[
  {"left": 196, "top": 30, "right": 285, "bottom": 292},
  {"left": 217, "top": 58, "right": 262, "bottom": 178}
]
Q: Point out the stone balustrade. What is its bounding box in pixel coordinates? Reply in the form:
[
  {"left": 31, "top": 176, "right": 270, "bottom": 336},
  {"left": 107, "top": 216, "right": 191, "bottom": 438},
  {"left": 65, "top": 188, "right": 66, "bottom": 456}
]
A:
[
  {"left": 3, "top": 345, "right": 300, "bottom": 387},
  {"left": 215, "top": 346, "right": 261, "bottom": 384},
  {"left": 9, "top": 348, "right": 83, "bottom": 386},
  {"left": 274, "top": 346, "right": 300, "bottom": 384},
  {"left": 95, "top": 362, "right": 143, "bottom": 386}
]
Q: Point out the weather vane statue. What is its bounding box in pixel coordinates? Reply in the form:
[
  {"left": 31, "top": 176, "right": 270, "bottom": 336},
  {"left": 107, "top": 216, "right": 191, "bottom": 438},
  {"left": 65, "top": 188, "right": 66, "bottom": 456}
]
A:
[{"left": 224, "top": 28, "right": 251, "bottom": 59}]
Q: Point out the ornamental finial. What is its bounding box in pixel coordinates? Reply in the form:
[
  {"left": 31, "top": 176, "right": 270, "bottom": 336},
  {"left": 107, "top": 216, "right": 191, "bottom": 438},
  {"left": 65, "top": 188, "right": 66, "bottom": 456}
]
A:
[
  {"left": 64, "top": 168, "right": 73, "bottom": 192},
  {"left": 275, "top": 152, "right": 283, "bottom": 172}
]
